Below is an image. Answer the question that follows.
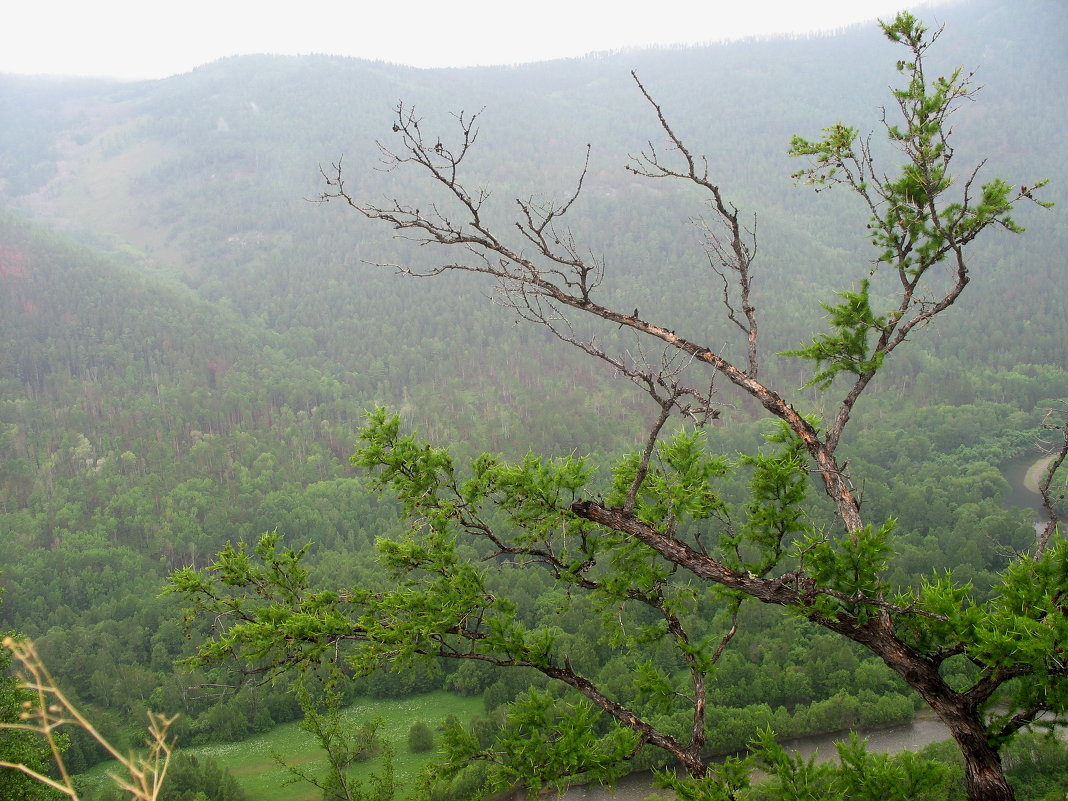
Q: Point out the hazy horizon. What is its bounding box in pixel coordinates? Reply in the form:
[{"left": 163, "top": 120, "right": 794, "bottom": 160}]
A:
[{"left": 3, "top": 0, "right": 958, "bottom": 81}]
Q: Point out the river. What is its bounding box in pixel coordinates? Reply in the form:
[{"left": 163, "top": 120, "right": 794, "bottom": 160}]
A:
[
  {"left": 549, "top": 715, "right": 952, "bottom": 800},
  {"left": 1002, "top": 453, "right": 1056, "bottom": 535}
]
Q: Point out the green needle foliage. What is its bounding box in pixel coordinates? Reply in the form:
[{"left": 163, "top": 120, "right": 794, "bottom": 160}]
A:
[{"left": 780, "top": 280, "right": 885, "bottom": 390}]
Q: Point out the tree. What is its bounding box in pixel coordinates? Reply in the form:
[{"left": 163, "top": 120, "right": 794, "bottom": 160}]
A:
[
  {"left": 272, "top": 689, "right": 394, "bottom": 801},
  {"left": 406, "top": 722, "right": 434, "bottom": 754},
  {"left": 169, "top": 14, "right": 1064, "bottom": 801}
]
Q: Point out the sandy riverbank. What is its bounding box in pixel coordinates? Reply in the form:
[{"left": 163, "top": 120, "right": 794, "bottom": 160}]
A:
[{"left": 1023, "top": 455, "right": 1056, "bottom": 494}]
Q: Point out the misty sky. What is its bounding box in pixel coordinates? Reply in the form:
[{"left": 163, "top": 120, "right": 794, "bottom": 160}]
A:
[{"left": 3, "top": 0, "right": 954, "bottom": 81}]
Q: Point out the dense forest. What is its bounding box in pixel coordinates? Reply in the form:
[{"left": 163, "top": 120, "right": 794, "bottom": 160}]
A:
[{"left": 1, "top": 0, "right": 1067, "bottom": 799}]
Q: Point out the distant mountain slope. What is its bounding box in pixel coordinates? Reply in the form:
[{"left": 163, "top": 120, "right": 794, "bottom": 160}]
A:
[
  {"left": 1, "top": 0, "right": 1065, "bottom": 440},
  {"left": 0, "top": 211, "right": 361, "bottom": 505}
]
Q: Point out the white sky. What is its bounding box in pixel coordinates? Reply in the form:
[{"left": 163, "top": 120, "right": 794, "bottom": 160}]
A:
[{"left": 2, "top": 0, "right": 951, "bottom": 81}]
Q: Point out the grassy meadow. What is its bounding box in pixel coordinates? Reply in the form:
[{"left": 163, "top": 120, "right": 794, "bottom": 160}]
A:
[{"left": 77, "top": 691, "right": 484, "bottom": 800}]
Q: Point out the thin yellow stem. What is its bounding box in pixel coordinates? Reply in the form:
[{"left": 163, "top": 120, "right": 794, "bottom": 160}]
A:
[{"left": 1, "top": 636, "right": 175, "bottom": 801}]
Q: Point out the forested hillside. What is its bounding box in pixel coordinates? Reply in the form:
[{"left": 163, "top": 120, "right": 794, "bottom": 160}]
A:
[{"left": 1, "top": 0, "right": 1066, "bottom": 797}]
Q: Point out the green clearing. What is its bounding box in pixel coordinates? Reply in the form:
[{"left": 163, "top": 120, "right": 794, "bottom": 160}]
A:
[{"left": 76, "top": 691, "right": 483, "bottom": 800}]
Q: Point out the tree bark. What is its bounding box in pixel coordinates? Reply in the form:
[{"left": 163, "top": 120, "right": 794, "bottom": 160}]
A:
[{"left": 957, "top": 731, "right": 1015, "bottom": 801}]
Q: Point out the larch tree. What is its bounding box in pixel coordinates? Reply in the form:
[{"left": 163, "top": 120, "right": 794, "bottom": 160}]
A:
[{"left": 169, "top": 14, "right": 1065, "bottom": 801}]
